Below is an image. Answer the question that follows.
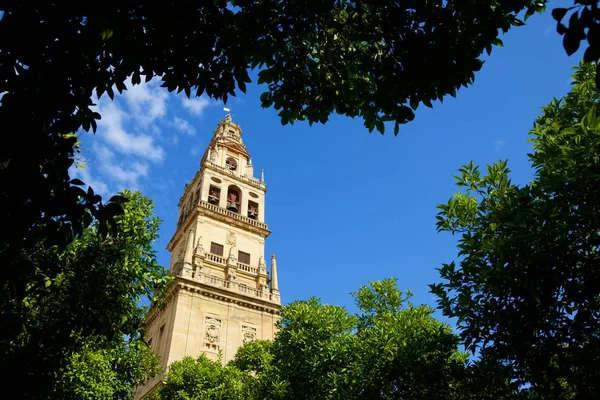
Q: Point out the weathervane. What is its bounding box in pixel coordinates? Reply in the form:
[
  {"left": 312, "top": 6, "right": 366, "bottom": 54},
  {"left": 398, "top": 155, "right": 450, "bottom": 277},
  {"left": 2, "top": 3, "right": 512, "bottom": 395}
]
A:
[{"left": 223, "top": 107, "right": 231, "bottom": 121}]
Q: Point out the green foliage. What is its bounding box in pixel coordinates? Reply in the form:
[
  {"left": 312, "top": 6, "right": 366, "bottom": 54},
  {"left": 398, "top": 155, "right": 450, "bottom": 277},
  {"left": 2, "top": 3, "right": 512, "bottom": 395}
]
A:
[
  {"left": 351, "top": 280, "right": 470, "bottom": 399},
  {"left": 551, "top": 2, "right": 600, "bottom": 86},
  {"left": 432, "top": 62, "right": 600, "bottom": 398},
  {"left": 0, "top": 1, "right": 546, "bottom": 136},
  {"left": 229, "top": 339, "right": 274, "bottom": 375},
  {"left": 53, "top": 336, "right": 160, "bottom": 400},
  {"left": 0, "top": 3, "right": 549, "bottom": 375},
  {"left": 152, "top": 355, "right": 251, "bottom": 400},
  {"left": 2, "top": 190, "right": 170, "bottom": 399},
  {"left": 228, "top": 279, "right": 509, "bottom": 400}
]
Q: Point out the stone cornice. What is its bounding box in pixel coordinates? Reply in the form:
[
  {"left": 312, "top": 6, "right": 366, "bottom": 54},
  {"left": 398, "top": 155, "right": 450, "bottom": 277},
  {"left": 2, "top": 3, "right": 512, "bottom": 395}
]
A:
[
  {"left": 204, "top": 162, "right": 266, "bottom": 191},
  {"left": 148, "top": 278, "right": 281, "bottom": 319},
  {"left": 179, "top": 282, "right": 281, "bottom": 314}
]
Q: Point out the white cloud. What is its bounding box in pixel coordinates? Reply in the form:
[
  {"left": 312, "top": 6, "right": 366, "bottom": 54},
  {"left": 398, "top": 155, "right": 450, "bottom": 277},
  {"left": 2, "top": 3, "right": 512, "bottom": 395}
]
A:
[
  {"left": 173, "top": 116, "right": 196, "bottom": 135},
  {"left": 81, "top": 77, "right": 209, "bottom": 197},
  {"left": 123, "top": 78, "right": 168, "bottom": 127},
  {"left": 89, "top": 144, "right": 150, "bottom": 189},
  {"left": 182, "top": 96, "right": 211, "bottom": 116},
  {"left": 104, "top": 161, "right": 149, "bottom": 187},
  {"left": 98, "top": 101, "right": 165, "bottom": 162},
  {"left": 494, "top": 140, "right": 506, "bottom": 151}
]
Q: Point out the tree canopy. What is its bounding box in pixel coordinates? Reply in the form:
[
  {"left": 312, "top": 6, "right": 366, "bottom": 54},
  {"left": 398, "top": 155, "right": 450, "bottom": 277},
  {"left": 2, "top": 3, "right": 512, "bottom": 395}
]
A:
[
  {"left": 3, "top": 190, "right": 169, "bottom": 399},
  {"left": 227, "top": 279, "right": 513, "bottom": 400},
  {"left": 2, "top": 2, "right": 599, "bottom": 398},
  {"left": 153, "top": 280, "right": 518, "bottom": 400},
  {"left": 432, "top": 62, "right": 600, "bottom": 398},
  {"left": 0, "top": 1, "right": 554, "bottom": 379}
]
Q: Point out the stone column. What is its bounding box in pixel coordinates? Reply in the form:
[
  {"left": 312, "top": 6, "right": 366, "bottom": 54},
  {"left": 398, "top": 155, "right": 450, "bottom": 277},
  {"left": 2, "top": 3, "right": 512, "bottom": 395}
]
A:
[{"left": 270, "top": 254, "right": 279, "bottom": 293}]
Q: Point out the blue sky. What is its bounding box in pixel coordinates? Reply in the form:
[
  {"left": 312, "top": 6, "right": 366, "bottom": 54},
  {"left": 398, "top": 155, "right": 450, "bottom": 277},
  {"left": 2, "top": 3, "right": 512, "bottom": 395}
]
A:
[{"left": 74, "top": 1, "right": 583, "bottom": 319}]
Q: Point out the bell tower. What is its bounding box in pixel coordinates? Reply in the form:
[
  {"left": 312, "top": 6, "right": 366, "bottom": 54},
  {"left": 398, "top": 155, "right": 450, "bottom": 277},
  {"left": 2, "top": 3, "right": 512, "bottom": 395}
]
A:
[{"left": 136, "top": 114, "right": 281, "bottom": 399}]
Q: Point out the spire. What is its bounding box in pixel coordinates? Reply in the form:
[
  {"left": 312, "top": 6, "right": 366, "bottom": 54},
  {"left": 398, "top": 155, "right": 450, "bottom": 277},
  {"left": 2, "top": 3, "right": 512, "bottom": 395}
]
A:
[{"left": 270, "top": 254, "right": 279, "bottom": 293}]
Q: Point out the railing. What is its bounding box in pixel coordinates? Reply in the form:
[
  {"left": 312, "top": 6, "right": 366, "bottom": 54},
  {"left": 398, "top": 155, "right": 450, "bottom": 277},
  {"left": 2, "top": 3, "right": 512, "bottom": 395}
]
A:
[
  {"left": 202, "top": 274, "right": 270, "bottom": 300},
  {"left": 199, "top": 201, "right": 268, "bottom": 230},
  {"left": 239, "top": 284, "right": 266, "bottom": 299},
  {"left": 205, "top": 275, "right": 230, "bottom": 289},
  {"left": 237, "top": 262, "right": 257, "bottom": 274},
  {"left": 206, "top": 253, "right": 225, "bottom": 265}
]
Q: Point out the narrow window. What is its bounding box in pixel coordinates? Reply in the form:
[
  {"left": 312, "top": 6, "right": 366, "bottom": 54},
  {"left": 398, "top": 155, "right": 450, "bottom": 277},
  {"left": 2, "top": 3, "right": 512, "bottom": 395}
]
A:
[
  {"left": 208, "top": 185, "right": 220, "bottom": 204},
  {"left": 158, "top": 323, "right": 165, "bottom": 355},
  {"left": 210, "top": 242, "right": 224, "bottom": 256},
  {"left": 248, "top": 201, "right": 259, "bottom": 220},
  {"left": 238, "top": 251, "right": 251, "bottom": 265}
]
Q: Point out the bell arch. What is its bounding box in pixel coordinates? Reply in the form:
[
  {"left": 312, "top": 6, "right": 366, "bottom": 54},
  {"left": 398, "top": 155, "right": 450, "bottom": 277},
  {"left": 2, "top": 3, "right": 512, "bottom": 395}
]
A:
[{"left": 226, "top": 184, "right": 242, "bottom": 214}]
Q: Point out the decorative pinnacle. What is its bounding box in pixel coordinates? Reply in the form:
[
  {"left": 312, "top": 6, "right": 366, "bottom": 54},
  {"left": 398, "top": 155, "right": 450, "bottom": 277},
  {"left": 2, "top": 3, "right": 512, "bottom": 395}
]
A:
[{"left": 223, "top": 107, "right": 231, "bottom": 121}]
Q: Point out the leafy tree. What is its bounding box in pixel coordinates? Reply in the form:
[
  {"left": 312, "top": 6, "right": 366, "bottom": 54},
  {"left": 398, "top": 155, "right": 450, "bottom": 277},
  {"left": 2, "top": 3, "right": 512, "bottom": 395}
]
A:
[
  {"left": 229, "top": 279, "right": 509, "bottom": 400},
  {"left": 552, "top": 1, "right": 600, "bottom": 86},
  {"left": 0, "top": 1, "right": 551, "bottom": 388},
  {"left": 3, "top": 190, "right": 170, "bottom": 399},
  {"left": 432, "top": 62, "right": 600, "bottom": 398},
  {"left": 53, "top": 336, "right": 160, "bottom": 400},
  {"left": 151, "top": 355, "right": 252, "bottom": 400}
]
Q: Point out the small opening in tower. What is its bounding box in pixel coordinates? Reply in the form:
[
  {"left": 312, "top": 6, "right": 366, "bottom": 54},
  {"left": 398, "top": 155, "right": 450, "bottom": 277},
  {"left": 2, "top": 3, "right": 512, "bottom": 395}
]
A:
[
  {"left": 208, "top": 185, "right": 220, "bottom": 205},
  {"left": 210, "top": 242, "right": 224, "bottom": 257},
  {"left": 238, "top": 251, "right": 250, "bottom": 265},
  {"left": 248, "top": 201, "right": 259, "bottom": 220},
  {"left": 227, "top": 186, "right": 241, "bottom": 213},
  {"left": 225, "top": 157, "right": 237, "bottom": 171}
]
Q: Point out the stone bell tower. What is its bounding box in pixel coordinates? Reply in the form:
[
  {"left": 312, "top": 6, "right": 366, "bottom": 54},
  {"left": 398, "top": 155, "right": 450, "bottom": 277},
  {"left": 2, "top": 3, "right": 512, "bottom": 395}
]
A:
[{"left": 135, "top": 114, "right": 281, "bottom": 399}]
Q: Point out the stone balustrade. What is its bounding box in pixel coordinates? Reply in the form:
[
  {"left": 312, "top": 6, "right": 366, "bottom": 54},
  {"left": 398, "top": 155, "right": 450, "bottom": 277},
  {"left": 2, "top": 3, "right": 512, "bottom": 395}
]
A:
[
  {"left": 237, "top": 261, "right": 257, "bottom": 274},
  {"left": 204, "top": 274, "right": 230, "bottom": 289},
  {"left": 199, "top": 200, "right": 268, "bottom": 230},
  {"left": 205, "top": 252, "right": 225, "bottom": 265}
]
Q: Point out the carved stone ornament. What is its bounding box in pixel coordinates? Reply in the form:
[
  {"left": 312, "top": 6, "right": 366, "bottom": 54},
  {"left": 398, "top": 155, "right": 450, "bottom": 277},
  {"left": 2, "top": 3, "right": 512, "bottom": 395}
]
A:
[
  {"left": 205, "top": 316, "right": 221, "bottom": 343},
  {"left": 210, "top": 149, "right": 218, "bottom": 162},
  {"left": 243, "top": 331, "right": 255, "bottom": 344},
  {"left": 205, "top": 325, "right": 219, "bottom": 343},
  {"left": 226, "top": 231, "right": 237, "bottom": 247},
  {"left": 195, "top": 237, "right": 204, "bottom": 253},
  {"left": 242, "top": 325, "right": 257, "bottom": 344}
]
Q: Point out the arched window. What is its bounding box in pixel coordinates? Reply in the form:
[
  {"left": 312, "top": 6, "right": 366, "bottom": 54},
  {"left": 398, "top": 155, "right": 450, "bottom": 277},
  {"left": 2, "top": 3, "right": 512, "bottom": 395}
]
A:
[
  {"left": 226, "top": 185, "right": 241, "bottom": 213},
  {"left": 225, "top": 157, "right": 237, "bottom": 171}
]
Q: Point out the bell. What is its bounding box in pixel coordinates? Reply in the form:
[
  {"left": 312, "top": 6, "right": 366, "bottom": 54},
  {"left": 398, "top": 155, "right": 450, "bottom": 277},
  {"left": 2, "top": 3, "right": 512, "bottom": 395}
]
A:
[{"left": 227, "top": 202, "right": 238, "bottom": 211}]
